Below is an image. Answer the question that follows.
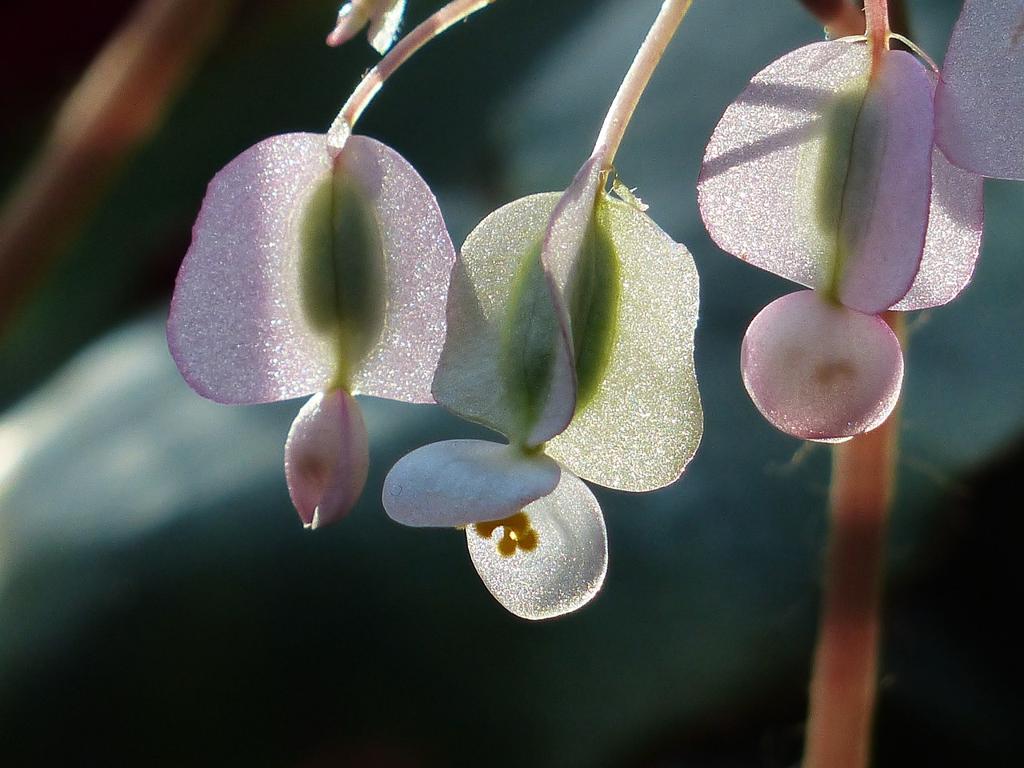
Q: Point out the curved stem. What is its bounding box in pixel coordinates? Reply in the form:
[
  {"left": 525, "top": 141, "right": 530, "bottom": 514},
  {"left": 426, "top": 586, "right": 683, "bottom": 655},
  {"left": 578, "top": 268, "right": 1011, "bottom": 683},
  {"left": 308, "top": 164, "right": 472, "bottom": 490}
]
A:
[
  {"left": 592, "top": 0, "right": 694, "bottom": 170},
  {"left": 801, "top": 312, "right": 904, "bottom": 768},
  {"left": 334, "top": 0, "right": 496, "bottom": 132}
]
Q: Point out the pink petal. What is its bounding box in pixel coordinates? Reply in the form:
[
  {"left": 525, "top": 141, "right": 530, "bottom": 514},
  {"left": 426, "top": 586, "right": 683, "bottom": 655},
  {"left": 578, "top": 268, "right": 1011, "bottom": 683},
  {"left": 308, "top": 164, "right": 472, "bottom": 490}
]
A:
[
  {"left": 381, "top": 439, "right": 561, "bottom": 528},
  {"left": 284, "top": 389, "right": 369, "bottom": 528},
  {"left": 168, "top": 133, "right": 335, "bottom": 404},
  {"left": 433, "top": 194, "right": 577, "bottom": 447},
  {"left": 698, "top": 41, "right": 870, "bottom": 290},
  {"left": 833, "top": 50, "right": 933, "bottom": 313},
  {"left": 892, "top": 146, "right": 984, "bottom": 311},
  {"left": 697, "top": 42, "right": 934, "bottom": 313},
  {"left": 343, "top": 136, "right": 455, "bottom": 405},
  {"left": 936, "top": 0, "right": 1024, "bottom": 180},
  {"left": 741, "top": 291, "right": 903, "bottom": 442}
]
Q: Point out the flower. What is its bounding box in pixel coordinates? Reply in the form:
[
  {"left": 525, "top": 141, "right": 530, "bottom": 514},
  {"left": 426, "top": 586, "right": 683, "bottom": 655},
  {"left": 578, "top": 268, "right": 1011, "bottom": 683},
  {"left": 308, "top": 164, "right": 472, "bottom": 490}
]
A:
[
  {"left": 168, "top": 130, "right": 455, "bottom": 527},
  {"left": 382, "top": 157, "right": 703, "bottom": 619},
  {"left": 698, "top": 37, "right": 984, "bottom": 441},
  {"left": 326, "top": 0, "right": 406, "bottom": 54}
]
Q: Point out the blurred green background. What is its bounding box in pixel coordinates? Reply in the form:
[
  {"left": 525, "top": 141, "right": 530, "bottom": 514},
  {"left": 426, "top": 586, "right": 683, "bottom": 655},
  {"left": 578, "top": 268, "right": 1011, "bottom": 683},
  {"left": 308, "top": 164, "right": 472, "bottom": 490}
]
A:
[{"left": 1, "top": 0, "right": 1021, "bottom": 765}]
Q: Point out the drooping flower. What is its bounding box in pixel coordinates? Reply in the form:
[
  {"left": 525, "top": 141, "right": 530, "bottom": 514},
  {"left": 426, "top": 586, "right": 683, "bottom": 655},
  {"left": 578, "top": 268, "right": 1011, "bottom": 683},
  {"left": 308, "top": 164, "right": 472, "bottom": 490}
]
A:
[
  {"left": 698, "top": 33, "right": 984, "bottom": 441},
  {"left": 168, "top": 130, "right": 455, "bottom": 527},
  {"left": 326, "top": 0, "right": 406, "bottom": 54},
  {"left": 936, "top": 0, "right": 1024, "bottom": 181},
  {"left": 382, "top": 156, "right": 703, "bottom": 619}
]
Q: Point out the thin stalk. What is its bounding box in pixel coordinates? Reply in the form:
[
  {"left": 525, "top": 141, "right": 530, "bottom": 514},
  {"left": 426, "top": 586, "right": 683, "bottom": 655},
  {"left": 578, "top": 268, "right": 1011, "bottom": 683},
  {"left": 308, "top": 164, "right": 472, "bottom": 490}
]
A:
[
  {"left": 865, "top": 0, "right": 890, "bottom": 70},
  {"left": 335, "top": 0, "right": 496, "bottom": 131},
  {"left": 592, "top": 0, "right": 694, "bottom": 170},
  {"left": 802, "top": 317, "right": 903, "bottom": 768}
]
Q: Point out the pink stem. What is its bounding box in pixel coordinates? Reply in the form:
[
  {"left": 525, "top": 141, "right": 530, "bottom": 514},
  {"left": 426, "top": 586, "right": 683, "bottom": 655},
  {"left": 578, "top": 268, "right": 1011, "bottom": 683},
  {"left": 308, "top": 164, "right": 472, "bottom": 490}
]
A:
[
  {"left": 336, "top": 0, "right": 497, "bottom": 129},
  {"left": 865, "top": 0, "right": 890, "bottom": 70},
  {"left": 802, "top": 311, "right": 904, "bottom": 768}
]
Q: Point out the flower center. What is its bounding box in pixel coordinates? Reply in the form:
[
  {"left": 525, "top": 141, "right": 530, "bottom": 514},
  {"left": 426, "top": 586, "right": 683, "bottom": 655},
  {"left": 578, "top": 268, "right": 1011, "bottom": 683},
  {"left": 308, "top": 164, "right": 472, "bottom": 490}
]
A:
[{"left": 473, "top": 512, "right": 539, "bottom": 558}]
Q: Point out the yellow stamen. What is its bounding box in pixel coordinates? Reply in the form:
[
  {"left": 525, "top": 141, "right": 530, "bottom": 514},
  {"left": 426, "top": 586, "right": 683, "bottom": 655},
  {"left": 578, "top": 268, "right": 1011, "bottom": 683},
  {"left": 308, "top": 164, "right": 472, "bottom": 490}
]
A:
[{"left": 473, "top": 512, "right": 540, "bottom": 557}]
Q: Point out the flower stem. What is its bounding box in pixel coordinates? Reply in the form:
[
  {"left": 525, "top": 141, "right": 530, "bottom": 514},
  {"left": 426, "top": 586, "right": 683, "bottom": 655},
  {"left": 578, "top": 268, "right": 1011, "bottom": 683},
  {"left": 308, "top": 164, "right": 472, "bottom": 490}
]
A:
[
  {"left": 592, "top": 0, "right": 695, "bottom": 170},
  {"left": 802, "top": 312, "right": 903, "bottom": 768},
  {"left": 335, "top": 0, "right": 497, "bottom": 131},
  {"left": 865, "top": 0, "right": 890, "bottom": 69}
]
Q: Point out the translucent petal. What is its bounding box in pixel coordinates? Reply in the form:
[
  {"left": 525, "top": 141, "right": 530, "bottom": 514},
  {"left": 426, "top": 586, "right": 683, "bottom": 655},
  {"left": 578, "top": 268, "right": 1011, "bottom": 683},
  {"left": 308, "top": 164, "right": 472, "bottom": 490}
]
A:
[
  {"left": 546, "top": 198, "right": 703, "bottom": 491},
  {"left": 381, "top": 439, "right": 561, "bottom": 528},
  {"left": 829, "top": 50, "right": 933, "bottom": 313},
  {"left": 892, "top": 147, "right": 984, "bottom": 311},
  {"left": 741, "top": 291, "right": 903, "bottom": 442},
  {"left": 343, "top": 136, "right": 455, "bottom": 404},
  {"left": 699, "top": 41, "right": 869, "bottom": 290},
  {"left": 528, "top": 158, "right": 605, "bottom": 445},
  {"left": 936, "top": 0, "right": 1024, "bottom": 180},
  {"left": 326, "top": 3, "right": 369, "bottom": 48},
  {"left": 168, "top": 133, "right": 335, "bottom": 404},
  {"left": 167, "top": 134, "right": 453, "bottom": 406},
  {"left": 432, "top": 194, "right": 575, "bottom": 446},
  {"left": 698, "top": 42, "right": 934, "bottom": 313},
  {"left": 367, "top": 0, "right": 406, "bottom": 55},
  {"left": 284, "top": 389, "right": 369, "bottom": 528},
  {"left": 466, "top": 470, "right": 607, "bottom": 620}
]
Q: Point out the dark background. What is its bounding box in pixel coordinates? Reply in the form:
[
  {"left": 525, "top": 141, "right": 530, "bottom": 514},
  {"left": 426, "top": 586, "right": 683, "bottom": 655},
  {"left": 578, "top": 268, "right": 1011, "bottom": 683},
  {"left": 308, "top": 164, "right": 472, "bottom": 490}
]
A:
[{"left": 0, "top": 1, "right": 1021, "bottom": 765}]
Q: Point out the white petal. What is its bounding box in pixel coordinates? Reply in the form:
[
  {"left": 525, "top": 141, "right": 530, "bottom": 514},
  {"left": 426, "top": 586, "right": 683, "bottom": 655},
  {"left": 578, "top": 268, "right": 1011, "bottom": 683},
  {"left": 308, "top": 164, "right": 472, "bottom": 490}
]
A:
[
  {"left": 432, "top": 194, "right": 575, "bottom": 446},
  {"left": 382, "top": 439, "right": 560, "bottom": 528},
  {"left": 546, "top": 197, "right": 702, "bottom": 491},
  {"left": 466, "top": 470, "right": 607, "bottom": 620}
]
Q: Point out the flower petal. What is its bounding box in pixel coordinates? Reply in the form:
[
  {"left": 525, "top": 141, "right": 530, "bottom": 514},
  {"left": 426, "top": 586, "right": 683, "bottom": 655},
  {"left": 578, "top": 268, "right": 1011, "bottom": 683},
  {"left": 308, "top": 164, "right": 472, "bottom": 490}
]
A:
[
  {"left": 892, "top": 146, "right": 984, "bottom": 311},
  {"left": 284, "top": 389, "right": 369, "bottom": 528},
  {"left": 466, "top": 469, "right": 607, "bottom": 620},
  {"left": 343, "top": 136, "right": 455, "bottom": 404},
  {"left": 382, "top": 439, "right": 561, "bottom": 528},
  {"left": 168, "top": 133, "right": 335, "bottom": 404},
  {"left": 741, "top": 290, "right": 903, "bottom": 442},
  {"left": 698, "top": 41, "right": 869, "bottom": 291},
  {"left": 936, "top": 0, "right": 1024, "bottom": 180},
  {"left": 367, "top": 0, "right": 406, "bottom": 55},
  {"left": 829, "top": 50, "right": 933, "bottom": 313},
  {"left": 546, "top": 197, "right": 703, "bottom": 491},
  {"left": 698, "top": 42, "right": 934, "bottom": 313},
  {"left": 432, "top": 194, "right": 575, "bottom": 446}
]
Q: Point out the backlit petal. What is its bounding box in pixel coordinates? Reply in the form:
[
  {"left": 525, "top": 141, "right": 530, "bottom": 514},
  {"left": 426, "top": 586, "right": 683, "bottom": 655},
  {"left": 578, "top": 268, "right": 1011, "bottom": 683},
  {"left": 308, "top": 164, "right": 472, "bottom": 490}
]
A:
[
  {"left": 892, "top": 147, "right": 984, "bottom": 311},
  {"left": 284, "top": 389, "right": 369, "bottom": 528},
  {"left": 343, "top": 136, "right": 455, "bottom": 404},
  {"left": 432, "top": 194, "right": 575, "bottom": 446},
  {"left": 699, "top": 41, "right": 869, "bottom": 290},
  {"left": 382, "top": 439, "right": 561, "bottom": 528},
  {"left": 168, "top": 133, "right": 335, "bottom": 404},
  {"left": 936, "top": 0, "right": 1024, "bottom": 180},
  {"left": 698, "top": 42, "right": 934, "bottom": 313},
  {"left": 466, "top": 469, "right": 607, "bottom": 620},
  {"left": 547, "top": 197, "right": 702, "bottom": 491},
  {"left": 741, "top": 291, "right": 903, "bottom": 442},
  {"left": 830, "top": 50, "right": 933, "bottom": 313}
]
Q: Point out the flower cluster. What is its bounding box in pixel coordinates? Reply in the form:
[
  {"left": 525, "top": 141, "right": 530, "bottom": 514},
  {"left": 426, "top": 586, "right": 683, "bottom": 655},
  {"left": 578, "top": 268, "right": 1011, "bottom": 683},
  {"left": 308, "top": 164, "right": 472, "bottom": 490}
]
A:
[
  {"left": 168, "top": 0, "right": 1023, "bottom": 618},
  {"left": 698, "top": 0, "right": 1019, "bottom": 442}
]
